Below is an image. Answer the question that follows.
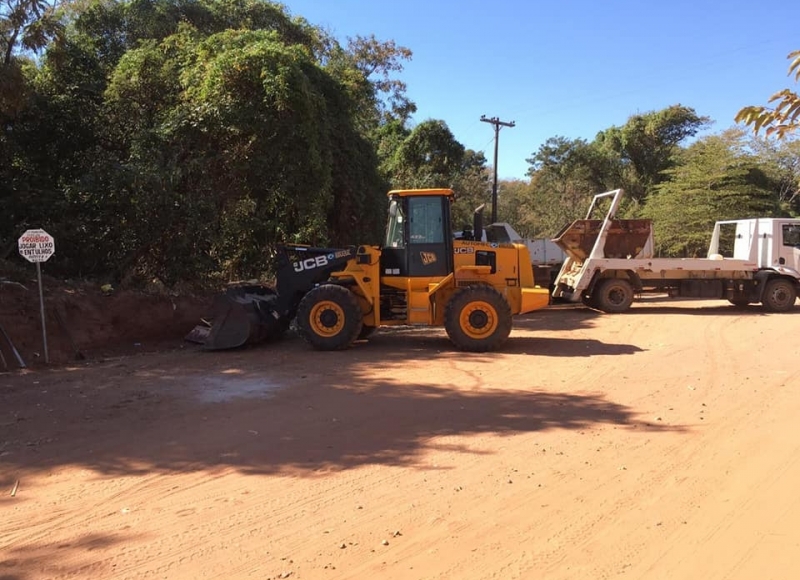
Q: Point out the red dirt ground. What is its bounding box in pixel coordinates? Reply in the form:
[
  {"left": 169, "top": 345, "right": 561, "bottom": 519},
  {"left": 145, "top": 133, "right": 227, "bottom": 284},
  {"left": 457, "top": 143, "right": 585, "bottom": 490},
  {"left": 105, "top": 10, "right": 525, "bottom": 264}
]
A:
[{"left": 1, "top": 296, "right": 800, "bottom": 579}]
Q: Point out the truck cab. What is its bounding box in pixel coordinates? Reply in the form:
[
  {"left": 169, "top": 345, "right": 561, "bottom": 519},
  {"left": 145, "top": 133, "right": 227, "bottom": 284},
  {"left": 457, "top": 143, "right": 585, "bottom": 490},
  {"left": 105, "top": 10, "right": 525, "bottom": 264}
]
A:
[{"left": 721, "top": 219, "right": 800, "bottom": 274}]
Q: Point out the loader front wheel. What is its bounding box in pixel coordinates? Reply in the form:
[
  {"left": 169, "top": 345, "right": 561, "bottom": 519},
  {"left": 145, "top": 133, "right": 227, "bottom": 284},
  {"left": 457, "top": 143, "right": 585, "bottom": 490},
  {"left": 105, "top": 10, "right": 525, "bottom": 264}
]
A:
[
  {"left": 445, "top": 286, "right": 512, "bottom": 352},
  {"left": 594, "top": 278, "right": 634, "bottom": 313},
  {"left": 761, "top": 278, "right": 797, "bottom": 312},
  {"left": 297, "top": 284, "right": 363, "bottom": 350}
]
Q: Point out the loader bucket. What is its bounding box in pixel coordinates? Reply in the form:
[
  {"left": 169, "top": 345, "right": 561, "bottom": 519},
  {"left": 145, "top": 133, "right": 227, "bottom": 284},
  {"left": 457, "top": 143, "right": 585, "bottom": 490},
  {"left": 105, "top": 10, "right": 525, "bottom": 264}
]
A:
[
  {"left": 202, "top": 286, "right": 287, "bottom": 351},
  {"left": 553, "top": 219, "right": 653, "bottom": 262}
]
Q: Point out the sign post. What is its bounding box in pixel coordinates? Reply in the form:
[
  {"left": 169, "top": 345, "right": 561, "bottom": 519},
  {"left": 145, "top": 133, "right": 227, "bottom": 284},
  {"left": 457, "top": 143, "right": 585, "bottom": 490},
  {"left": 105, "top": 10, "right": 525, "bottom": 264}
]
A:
[{"left": 18, "top": 229, "right": 56, "bottom": 364}]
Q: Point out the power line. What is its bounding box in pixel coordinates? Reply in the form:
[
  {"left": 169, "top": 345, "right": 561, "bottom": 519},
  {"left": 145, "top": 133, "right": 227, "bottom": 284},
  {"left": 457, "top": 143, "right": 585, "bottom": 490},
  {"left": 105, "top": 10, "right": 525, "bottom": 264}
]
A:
[{"left": 480, "top": 115, "right": 515, "bottom": 223}]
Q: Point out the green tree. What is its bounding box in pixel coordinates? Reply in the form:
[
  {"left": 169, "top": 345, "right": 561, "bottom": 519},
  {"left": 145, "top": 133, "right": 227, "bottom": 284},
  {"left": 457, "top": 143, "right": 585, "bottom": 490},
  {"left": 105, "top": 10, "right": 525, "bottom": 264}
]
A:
[
  {"left": 747, "top": 135, "right": 800, "bottom": 215},
  {"left": 2, "top": 0, "right": 398, "bottom": 283},
  {"left": 520, "top": 106, "right": 711, "bottom": 238},
  {"left": 496, "top": 179, "right": 534, "bottom": 233},
  {"left": 645, "top": 130, "right": 781, "bottom": 257},
  {"left": 1, "top": 1, "right": 65, "bottom": 257},
  {"left": 391, "top": 119, "right": 465, "bottom": 188},
  {"left": 451, "top": 149, "right": 489, "bottom": 229},
  {"left": 1, "top": 0, "right": 64, "bottom": 114},
  {"left": 594, "top": 105, "right": 710, "bottom": 202},
  {"left": 524, "top": 136, "right": 604, "bottom": 236},
  {"left": 736, "top": 50, "right": 800, "bottom": 139},
  {"left": 377, "top": 120, "right": 490, "bottom": 231},
  {"left": 95, "top": 26, "right": 386, "bottom": 282},
  {"left": 325, "top": 34, "right": 415, "bottom": 131},
  {"left": 372, "top": 118, "right": 410, "bottom": 180}
]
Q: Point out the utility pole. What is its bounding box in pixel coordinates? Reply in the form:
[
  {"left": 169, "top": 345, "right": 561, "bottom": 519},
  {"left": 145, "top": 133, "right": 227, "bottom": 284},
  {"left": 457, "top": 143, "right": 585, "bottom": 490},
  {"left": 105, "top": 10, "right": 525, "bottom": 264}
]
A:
[{"left": 480, "top": 115, "right": 515, "bottom": 223}]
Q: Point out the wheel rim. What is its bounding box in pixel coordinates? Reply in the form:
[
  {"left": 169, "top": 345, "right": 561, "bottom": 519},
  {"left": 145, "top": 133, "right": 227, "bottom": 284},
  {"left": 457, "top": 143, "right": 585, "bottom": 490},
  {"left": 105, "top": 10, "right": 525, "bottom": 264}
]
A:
[
  {"left": 768, "top": 284, "right": 792, "bottom": 308},
  {"left": 309, "top": 300, "right": 345, "bottom": 337},
  {"left": 607, "top": 285, "right": 628, "bottom": 306},
  {"left": 459, "top": 300, "right": 499, "bottom": 339}
]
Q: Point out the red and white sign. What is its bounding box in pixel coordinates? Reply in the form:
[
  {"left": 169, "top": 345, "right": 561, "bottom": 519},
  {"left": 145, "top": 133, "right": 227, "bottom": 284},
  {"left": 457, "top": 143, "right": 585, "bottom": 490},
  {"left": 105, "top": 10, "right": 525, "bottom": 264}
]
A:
[{"left": 18, "top": 229, "right": 55, "bottom": 263}]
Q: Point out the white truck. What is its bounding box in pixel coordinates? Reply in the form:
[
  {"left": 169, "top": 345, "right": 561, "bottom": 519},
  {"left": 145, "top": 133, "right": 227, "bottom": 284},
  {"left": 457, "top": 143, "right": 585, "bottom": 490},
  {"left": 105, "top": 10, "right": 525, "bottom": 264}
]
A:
[{"left": 551, "top": 189, "right": 800, "bottom": 312}]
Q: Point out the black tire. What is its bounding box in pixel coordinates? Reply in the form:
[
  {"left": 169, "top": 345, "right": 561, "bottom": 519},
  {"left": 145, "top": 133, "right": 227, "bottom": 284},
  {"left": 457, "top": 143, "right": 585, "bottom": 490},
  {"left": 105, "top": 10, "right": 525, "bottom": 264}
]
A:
[
  {"left": 296, "top": 284, "right": 363, "bottom": 350},
  {"left": 727, "top": 297, "right": 751, "bottom": 308},
  {"left": 444, "top": 286, "right": 512, "bottom": 352},
  {"left": 594, "top": 278, "right": 634, "bottom": 313},
  {"left": 761, "top": 278, "right": 797, "bottom": 312}
]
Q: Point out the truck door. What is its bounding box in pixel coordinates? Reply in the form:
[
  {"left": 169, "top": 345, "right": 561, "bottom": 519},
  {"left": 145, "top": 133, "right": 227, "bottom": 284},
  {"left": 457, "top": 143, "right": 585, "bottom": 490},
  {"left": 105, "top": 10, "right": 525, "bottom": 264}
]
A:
[{"left": 779, "top": 222, "right": 800, "bottom": 272}]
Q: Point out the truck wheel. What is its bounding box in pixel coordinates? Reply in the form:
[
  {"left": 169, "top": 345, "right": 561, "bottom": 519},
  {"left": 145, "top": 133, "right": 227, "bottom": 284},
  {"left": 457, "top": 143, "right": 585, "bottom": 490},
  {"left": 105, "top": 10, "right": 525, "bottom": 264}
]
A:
[
  {"left": 761, "top": 278, "right": 797, "bottom": 312},
  {"left": 727, "top": 297, "right": 751, "bottom": 308},
  {"left": 296, "top": 284, "right": 364, "bottom": 350},
  {"left": 594, "top": 278, "right": 634, "bottom": 313},
  {"left": 444, "top": 286, "right": 512, "bottom": 352}
]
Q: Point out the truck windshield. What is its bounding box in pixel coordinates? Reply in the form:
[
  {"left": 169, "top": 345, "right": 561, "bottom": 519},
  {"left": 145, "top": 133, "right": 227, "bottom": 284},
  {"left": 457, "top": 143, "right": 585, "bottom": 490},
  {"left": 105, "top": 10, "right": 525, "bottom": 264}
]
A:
[
  {"left": 783, "top": 224, "right": 800, "bottom": 247},
  {"left": 385, "top": 199, "right": 405, "bottom": 248}
]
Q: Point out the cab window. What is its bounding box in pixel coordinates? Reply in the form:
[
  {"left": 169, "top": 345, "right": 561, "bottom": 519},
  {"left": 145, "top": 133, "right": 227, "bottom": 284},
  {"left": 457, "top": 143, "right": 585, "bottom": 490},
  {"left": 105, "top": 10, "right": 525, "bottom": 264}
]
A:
[
  {"left": 385, "top": 199, "right": 406, "bottom": 248},
  {"left": 408, "top": 197, "right": 444, "bottom": 244},
  {"left": 783, "top": 224, "right": 800, "bottom": 247}
]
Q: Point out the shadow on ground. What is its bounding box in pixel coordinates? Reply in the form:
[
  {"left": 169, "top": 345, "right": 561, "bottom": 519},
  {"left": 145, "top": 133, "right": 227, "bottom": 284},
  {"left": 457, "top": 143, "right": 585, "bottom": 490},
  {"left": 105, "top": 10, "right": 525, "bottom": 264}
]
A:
[
  {"left": 0, "top": 532, "right": 134, "bottom": 580},
  {"left": 1, "top": 325, "right": 673, "bottom": 482}
]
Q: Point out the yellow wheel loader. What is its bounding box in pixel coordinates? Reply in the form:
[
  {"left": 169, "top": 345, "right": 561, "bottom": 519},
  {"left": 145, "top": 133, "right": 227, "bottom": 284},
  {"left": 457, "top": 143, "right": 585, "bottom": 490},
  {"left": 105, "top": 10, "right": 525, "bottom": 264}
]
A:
[{"left": 203, "top": 188, "right": 550, "bottom": 352}]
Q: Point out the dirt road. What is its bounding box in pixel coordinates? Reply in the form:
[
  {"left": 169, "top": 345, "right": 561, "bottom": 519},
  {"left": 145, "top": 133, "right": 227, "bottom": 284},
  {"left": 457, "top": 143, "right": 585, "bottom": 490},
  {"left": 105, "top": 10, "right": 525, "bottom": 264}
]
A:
[{"left": 2, "top": 299, "right": 799, "bottom": 579}]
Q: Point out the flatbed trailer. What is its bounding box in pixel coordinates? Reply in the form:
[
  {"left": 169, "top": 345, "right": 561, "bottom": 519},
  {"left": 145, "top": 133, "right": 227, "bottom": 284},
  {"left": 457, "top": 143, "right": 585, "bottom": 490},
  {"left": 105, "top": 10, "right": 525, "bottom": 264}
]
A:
[{"left": 551, "top": 189, "right": 800, "bottom": 313}]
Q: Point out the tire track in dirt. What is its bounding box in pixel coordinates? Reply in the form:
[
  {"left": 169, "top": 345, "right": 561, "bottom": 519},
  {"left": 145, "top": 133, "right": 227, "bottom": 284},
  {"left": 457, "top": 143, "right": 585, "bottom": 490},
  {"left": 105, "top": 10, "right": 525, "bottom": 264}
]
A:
[
  {"left": 3, "top": 300, "right": 799, "bottom": 579},
  {"left": 377, "top": 306, "right": 798, "bottom": 580},
  {"left": 624, "top": 371, "right": 800, "bottom": 579},
  {"left": 521, "top": 309, "right": 799, "bottom": 579}
]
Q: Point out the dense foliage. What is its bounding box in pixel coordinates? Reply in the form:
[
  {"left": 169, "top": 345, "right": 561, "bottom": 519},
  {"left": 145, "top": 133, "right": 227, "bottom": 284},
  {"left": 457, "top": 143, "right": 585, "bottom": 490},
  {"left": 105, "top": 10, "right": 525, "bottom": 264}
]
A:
[
  {"left": 515, "top": 108, "right": 797, "bottom": 255},
  {"left": 1, "top": 0, "right": 402, "bottom": 283},
  {"left": 1, "top": 1, "right": 798, "bottom": 286}
]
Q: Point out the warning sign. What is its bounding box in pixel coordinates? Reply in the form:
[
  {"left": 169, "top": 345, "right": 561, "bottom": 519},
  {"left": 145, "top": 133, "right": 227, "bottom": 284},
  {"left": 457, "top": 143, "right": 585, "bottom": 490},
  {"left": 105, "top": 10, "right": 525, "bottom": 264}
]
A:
[{"left": 18, "top": 229, "right": 55, "bottom": 263}]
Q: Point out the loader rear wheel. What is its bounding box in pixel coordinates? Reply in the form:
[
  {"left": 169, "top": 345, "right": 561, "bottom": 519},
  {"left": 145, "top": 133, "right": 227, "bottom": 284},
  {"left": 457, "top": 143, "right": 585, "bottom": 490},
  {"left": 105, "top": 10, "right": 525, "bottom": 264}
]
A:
[
  {"left": 594, "top": 278, "right": 634, "bottom": 313},
  {"left": 445, "top": 286, "right": 512, "bottom": 352},
  {"left": 297, "top": 284, "right": 363, "bottom": 350},
  {"left": 761, "top": 278, "right": 797, "bottom": 312}
]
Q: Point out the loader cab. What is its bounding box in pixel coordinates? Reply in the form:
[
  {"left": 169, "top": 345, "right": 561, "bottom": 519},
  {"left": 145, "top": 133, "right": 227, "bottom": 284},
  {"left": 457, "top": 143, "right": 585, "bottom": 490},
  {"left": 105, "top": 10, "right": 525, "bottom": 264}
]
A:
[{"left": 381, "top": 189, "right": 454, "bottom": 277}]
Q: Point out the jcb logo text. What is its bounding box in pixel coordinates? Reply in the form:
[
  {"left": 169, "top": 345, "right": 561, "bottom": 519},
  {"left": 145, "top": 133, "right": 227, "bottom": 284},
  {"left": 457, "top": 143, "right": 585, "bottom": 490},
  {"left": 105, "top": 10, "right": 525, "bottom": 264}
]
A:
[{"left": 294, "top": 255, "right": 329, "bottom": 272}]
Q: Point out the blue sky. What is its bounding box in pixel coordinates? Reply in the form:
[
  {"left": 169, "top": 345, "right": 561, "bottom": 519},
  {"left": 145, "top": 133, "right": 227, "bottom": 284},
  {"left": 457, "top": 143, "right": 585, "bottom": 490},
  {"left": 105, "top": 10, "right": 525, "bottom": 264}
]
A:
[{"left": 283, "top": 0, "right": 799, "bottom": 180}]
